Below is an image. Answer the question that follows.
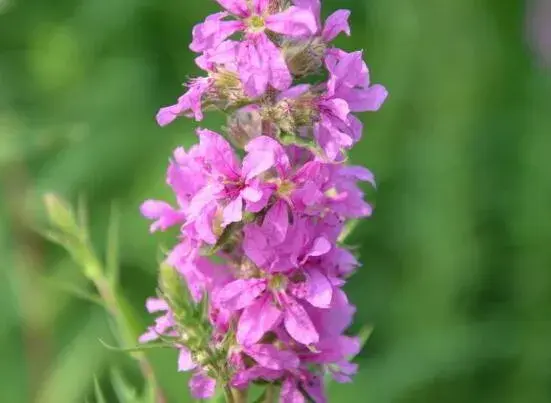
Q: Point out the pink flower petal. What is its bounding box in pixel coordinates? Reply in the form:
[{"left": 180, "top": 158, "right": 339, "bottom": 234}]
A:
[
  {"left": 237, "top": 295, "right": 283, "bottom": 346},
  {"left": 178, "top": 347, "right": 196, "bottom": 372},
  {"left": 282, "top": 295, "right": 319, "bottom": 345},
  {"left": 305, "top": 270, "right": 333, "bottom": 308},
  {"left": 262, "top": 200, "right": 289, "bottom": 244},
  {"left": 223, "top": 195, "right": 243, "bottom": 226},
  {"left": 280, "top": 378, "right": 306, "bottom": 403},
  {"left": 322, "top": 9, "right": 351, "bottom": 42},
  {"left": 189, "top": 372, "right": 216, "bottom": 399},
  {"left": 266, "top": 6, "right": 318, "bottom": 37},
  {"left": 216, "top": 0, "right": 249, "bottom": 17},
  {"left": 216, "top": 278, "right": 266, "bottom": 311},
  {"left": 243, "top": 344, "right": 299, "bottom": 370},
  {"left": 145, "top": 298, "right": 169, "bottom": 313}
]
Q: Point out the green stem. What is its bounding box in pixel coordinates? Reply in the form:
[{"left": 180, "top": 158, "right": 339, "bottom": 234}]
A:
[
  {"left": 224, "top": 387, "right": 235, "bottom": 403},
  {"left": 264, "top": 385, "right": 276, "bottom": 403}
]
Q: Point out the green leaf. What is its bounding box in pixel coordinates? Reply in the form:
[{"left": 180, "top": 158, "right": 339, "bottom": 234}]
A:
[
  {"left": 43, "top": 193, "right": 80, "bottom": 236},
  {"left": 110, "top": 368, "right": 138, "bottom": 402},
  {"left": 99, "top": 338, "right": 171, "bottom": 353},
  {"left": 93, "top": 376, "right": 107, "bottom": 403},
  {"left": 41, "top": 275, "right": 104, "bottom": 307},
  {"left": 203, "top": 221, "right": 241, "bottom": 256},
  {"left": 357, "top": 325, "right": 374, "bottom": 353},
  {"left": 338, "top": 219, "right": 360, "bottom": 244},
  {"left": 106, "top": 202, "right": 120, "bottom": 287}
]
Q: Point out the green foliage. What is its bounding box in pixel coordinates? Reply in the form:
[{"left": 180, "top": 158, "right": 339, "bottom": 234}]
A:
[{"left": 1, "top": 0, "right": 551, "bottom": 402}]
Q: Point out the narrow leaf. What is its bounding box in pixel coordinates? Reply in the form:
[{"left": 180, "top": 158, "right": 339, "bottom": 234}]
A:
[
  {"left": 110, "top": 368, "right": 138, "bottom": 402},
  {"left": 203, "top": 222, "right": 241, "bottom": 256},
  {"left": 93, "top": 376, "right": 107, "bottom": 403},
  {"left": 338, "top": 219, "right": 360, "bottom": 244},
  {"left": 99, "top": 339, "right": 171, "bottom": 353},
  {"left": 106, "top": 202, "right": 120, "bottom": 286},
  {"left": 41, "top": 275, "right": 104, "bottom": 307},
  {"left": 357, "top": 324, "right": 374, "bottom": 352}
]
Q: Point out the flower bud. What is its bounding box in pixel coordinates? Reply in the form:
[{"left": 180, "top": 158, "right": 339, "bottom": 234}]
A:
[
  {"left": 226, "top": 107, "right": 262, "bottom": 149},
  {"left": 212, "top": 69, "right": 249, "bottom": 109},
  {"left": 283, "top": 38, "right": 327, "bottom": 77},
  {"left": 159, "top": 262, "right": 191, "bottom": 317},
  {"left": 268, "top": 0, "right": 291, "bottom": 13},
  {"left": 43, "top": 193, "right": 79, "bottom": 235}
]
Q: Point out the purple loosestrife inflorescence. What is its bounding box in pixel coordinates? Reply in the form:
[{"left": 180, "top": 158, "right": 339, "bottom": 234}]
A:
[{"left": 141, "top": 0, "right": 387, "bottom": 401}]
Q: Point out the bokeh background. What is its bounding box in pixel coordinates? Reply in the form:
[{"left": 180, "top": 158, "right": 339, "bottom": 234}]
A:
[{"left": 1, "top": 0, "right": 551, "bottom": 402}]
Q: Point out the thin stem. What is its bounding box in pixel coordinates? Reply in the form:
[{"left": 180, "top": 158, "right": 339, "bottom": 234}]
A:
[
  {"left": 264, "top": 384, "right": 277, "bottom": 403},
  {"left": 224, "top": 386, "right": 235, "bottom": 403},
  {"left": 93, "top": 277, "right": 166, "bottom": 403}
]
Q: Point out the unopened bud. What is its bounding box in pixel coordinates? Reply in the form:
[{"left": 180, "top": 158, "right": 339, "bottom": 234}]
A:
[
  {"left": 268, "top": 0, "right": 291, "bottom": 13},
  {"left": 159, "top": 263, "right": 190, "bottom": 316},
  {"left": 212, "top": 69, "right": 249, "bottom": 109},
  {"left": 226, "top": 107, "right": 262, "bottom": 149},
  {"left": 283, "top": 38, "right": 327, "bottom": 77},
  {"left": 43, "top": 193, "right": 80, "bottom": 235}
]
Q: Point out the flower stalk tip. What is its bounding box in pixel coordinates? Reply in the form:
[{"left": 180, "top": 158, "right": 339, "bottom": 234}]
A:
[{"left": 141, "top": 0, "right": 387, "bottom": 401}]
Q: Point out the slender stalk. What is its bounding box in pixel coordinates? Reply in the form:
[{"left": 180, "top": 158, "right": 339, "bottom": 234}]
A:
[
  {"left": 224, "top": 386, "right": 235, "bottom": 403},
  {"left": 263, "top": 384, "right": 277, "bottom": 403},
  {"left": 93, "top": 277, "right": 166, "bottom": 403}
]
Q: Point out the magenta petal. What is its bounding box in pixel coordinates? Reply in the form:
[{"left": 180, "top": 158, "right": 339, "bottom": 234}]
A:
[
  {"left": 216, "top": 278, "right": 266, "bottom": 311},
  {"left": 245, "top": 136, "right": 291, "bottom": 176},
  {"left": 305, "top": 270, "right": 333, "bottom": 308},
  {"left": 262, "top": 200, "right": 289, "bottom": 244},
  {"left": 263, "top": 34, "right": 293, "bottom": 91},
  {"left": 306, "top": 237, "right": 332, "bottom": 258},
  {"left": 156, "top": 105, "right": 181, "bottom": 127},
  {"left": 145, "top": 298, "right": 169, "bottom": 313},
  {"left": 237, "top": 295, "right": 283, "bottom": 346},
  {"left": 197, "top": 128, "right": 240, "bottom": 178},
  {"left": 280, "top": 378, "right": 306, "bottom": 403},
  {"left": 266, "top": 6, "right": 318, "bottom": 37},
  {"left": 242, "top": 149, "right": 275, "bottom": 180},
  {"left": 216, "top": 0, "right": 249, "bottom": 17},
  {"left": 241, "top": 186, "right": 263, "bottom": 203},
  {"left": 347, "top": 84, "right": 389, "bottom": 113},
  {"left": 223, "top": 196, "right": 243, "bottom": 226},
  {"left": 238, "top": 38, "right": 269, "bottom": 97},
  {"left": 322, "top": 9, "right": 351, "bottom": 42},
  {"left": 178, "top": 347, "right": 196, "bottom": 372},
  {"left": 277, "top": 84, "right": 311, "bottom": 101},
  {"left": 251, "top": 0, "right": 269, "bottom": 14},
  {"left": 190, "top": 15, "right": 243, "bottom": 53},
  {"left": 282, "top": 296, "right": 319, "bottom": 345},
  {"left": 340, "top": 165, "right": 376, "bottom": 187},
  {"left": 320, "top": 98, "right": 350, "bottom": 122},
  {"left": 189, "top": 372, "right": 216, "bottom": 399},
  {"left": 138, "top": 329, "right": 158, "bottom": 343},
  {"left": 243, "top": 344, "right": 299, "bottom": 370},
  {"left": 231, "top": 367, "right": 283, "bottom": 389}
]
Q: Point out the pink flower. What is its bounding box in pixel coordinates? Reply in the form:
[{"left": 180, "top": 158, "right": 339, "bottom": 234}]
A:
[
  {"left": 142, "top": 0, "right": 387, "bottom": 398},
  {"left": 186, "top": 128, "right": 274, "bottom": 227},
  {"left": 138, "top": 298, "right": 175, "bottom": 343},
  {"left": 190, "top": 1, "right": 318, "bottom": 53},
  {"left": 156, "top": 77, "right": 213, "bottom": 126},
  {"left": 190, "top": 1, "right": 317, "bottom": 97},
  {"left": 294, "top": 0, "right": 351, "bottom": 42}
]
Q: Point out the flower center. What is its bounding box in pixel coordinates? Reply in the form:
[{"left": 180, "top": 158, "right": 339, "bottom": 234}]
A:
[
  {"left": 247, "top": 15, "right": 266, "bottom": 32},
  {"left": 277, "top": 180, "right": 295, "bottom": 197},
  {"left": 268, "top": 274, "right": 288, "bottom": 292}
]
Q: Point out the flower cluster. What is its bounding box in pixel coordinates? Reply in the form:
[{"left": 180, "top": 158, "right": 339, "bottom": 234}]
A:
[{"left": 141, "top": 0, "right": 387, "bottom": 401}]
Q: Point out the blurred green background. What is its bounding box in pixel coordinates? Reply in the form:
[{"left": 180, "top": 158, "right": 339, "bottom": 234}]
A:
[{"left": 1, "top": 0, "right": 551, "bottom": 402}]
